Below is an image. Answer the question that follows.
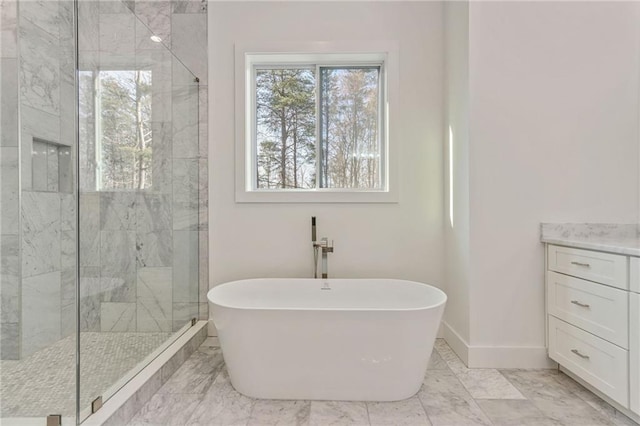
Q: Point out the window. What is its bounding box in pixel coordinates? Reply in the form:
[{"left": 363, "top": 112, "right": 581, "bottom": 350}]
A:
[
  {"left": 236, "top": 44, "right": 398, "bottom": 203},
  {"left": 255, "top": 65, "right": 382, "bottom": 190},
  {"left": 95, "top": 70, "right": 153, "bottom": 190}
]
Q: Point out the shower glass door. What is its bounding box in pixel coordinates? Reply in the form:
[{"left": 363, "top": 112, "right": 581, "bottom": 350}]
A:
[
  {"left": 77, "top": 0, "right": 200, "bottom": 420},
  {"left": 1, "top": 0, "right": 78, "bottom": 422}
]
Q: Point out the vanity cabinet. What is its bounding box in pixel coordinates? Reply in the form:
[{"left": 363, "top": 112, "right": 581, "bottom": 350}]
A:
[{"left": 546, "top": 244, "right": 639, "bottom": 416}]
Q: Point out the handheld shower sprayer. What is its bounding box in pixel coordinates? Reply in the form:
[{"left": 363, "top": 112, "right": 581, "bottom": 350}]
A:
[{"left": 312, "top": 216, "right": 317, "bottom": 243}]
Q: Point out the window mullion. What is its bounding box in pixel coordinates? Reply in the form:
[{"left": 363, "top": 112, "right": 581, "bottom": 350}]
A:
[{"left": 315, "top": 64, "right": 322, "bottom": 190}]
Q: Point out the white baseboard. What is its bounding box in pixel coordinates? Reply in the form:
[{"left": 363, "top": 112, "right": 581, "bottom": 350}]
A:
[
  {"left": 442, "top": 321, "right": 557, "bottom": 369},
  {"left": 442, "top": 321, "right": 470, "bottom": 365}
]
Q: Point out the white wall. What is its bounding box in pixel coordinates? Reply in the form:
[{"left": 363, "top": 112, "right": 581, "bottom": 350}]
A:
[
  {"left": 209, "top": 3, "right": 444, "bottom": 295},
  {"left": 464, "top": 1, "right": 640, "bottom": 366},
  {"left": 443, "top": 1, "right": 471, "bottom": 350}
]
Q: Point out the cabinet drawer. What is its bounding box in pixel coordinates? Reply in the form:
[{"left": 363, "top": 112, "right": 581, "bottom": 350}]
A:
[
  {"left": 548, "top": 245, "right": 628, "bottom": 290},
  {"left": 547, "top": 271, "right": 628, "bottom": 348},
  {"left": 548, "top": 316, "right": 629, "bottom": 408},
  {"left": 631, "top": 293, "right": 639, "bottom": 415},
  {"left": 631, "top": 257, "right": 640, "bottom": 294}
]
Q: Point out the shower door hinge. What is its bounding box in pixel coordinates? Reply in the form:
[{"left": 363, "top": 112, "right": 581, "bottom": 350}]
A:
[
  {"left": 46, "top": 415, "right": 62, "bottom": 426},
  {"left": 191, "top": 318, "right": 197, "bottom": 326},
  {"left": 91, "top": 396, "right": 103, "bottom": 413},
  {"left": 194, "top": 77, "right": 200, "bottom": 83}
]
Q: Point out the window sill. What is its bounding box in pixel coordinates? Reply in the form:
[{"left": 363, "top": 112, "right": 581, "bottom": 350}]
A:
[{"left": 235, "top": 189, "right": 398, "bottom": 204}]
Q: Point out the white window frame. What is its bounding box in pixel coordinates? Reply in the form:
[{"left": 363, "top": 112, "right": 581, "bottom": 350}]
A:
[{"left": 235, "top": 41, "right": 399, "bottom": 203}]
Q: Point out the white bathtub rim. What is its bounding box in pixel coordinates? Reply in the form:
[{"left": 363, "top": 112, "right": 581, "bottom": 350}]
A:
[{"left": 207, "top": 278, "right": 448, "bottom": 312}]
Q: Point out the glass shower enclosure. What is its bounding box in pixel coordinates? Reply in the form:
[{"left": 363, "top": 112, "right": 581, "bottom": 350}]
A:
[{"left": 0, "top": 0, "right": 201, "bottom": 423}]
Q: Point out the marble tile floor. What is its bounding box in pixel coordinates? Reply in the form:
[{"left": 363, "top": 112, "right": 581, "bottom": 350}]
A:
[
  {"left": 0, "top": 332, "right": 171, "bottom": 418},
  {"left": 128, "top": 338, "right": 639, "bottom": 426}
]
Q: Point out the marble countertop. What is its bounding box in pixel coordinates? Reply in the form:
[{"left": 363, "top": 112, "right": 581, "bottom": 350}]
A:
[{"left": 540, "top": 223, "right": 640, "bottom": 257}]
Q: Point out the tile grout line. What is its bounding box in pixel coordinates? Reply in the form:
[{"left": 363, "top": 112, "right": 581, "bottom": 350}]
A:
[{"left": 415, "top": 386, "right": 436, "bottom": 426}]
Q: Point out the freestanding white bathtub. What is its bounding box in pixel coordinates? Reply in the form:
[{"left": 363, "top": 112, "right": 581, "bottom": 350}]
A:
[{"left": 207, "top": 278, "right": 447, "bottom": 401}]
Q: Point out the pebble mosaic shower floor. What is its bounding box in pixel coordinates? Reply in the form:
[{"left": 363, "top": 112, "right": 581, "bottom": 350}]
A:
[{"left": 0, "top": 332, "right": 171, "bottom": 418}]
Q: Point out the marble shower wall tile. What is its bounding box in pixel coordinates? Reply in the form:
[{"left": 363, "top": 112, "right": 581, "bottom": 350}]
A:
[
  {"left": 171, "top": 52, "right": 195, "bottom": 87},
  {"left": 79, "top": 192, "right": 101, "bottom": 267},
  {"left": 173, "top": 158, "right": 199, "bottom": 231},
  {"left": 101, "top": 0, "right": 135, "bottom": 14},
  {"left": 80, "top": 266, "right": 101, "bottom": 331},
  {"left": 101, "top": 191, "right": 137, "bottom": 231},
  {"left": 60, "top": 229, "right": 76, "bottom": 270},
  {"left": 137, "top": 193, "right": 172, "bottom": 267},
  {"left": 100, "top": 230, "right": 137, "bottom": 302},
  {"left": 198, "top": 84, "right": 207, "bottom": 158},
  {"left": 134, "top": 1, "right": 172, "bottom": 50},
  {"left": 151, "top": 121, "right": 173, "bottom": 193},
  {"left": 171, "top": 0, "right": 207, "bottom": 14},
  {"left": 99, "top": 12, "right": 135, "bottom": 57},
  {"left": 172, "top": 85, "right": 199, "bottom": 159},
  {"left": 59, "top": 77, "right": 75, "bottom": 149},
  {"left": 58, "top": 0, "right": 75, "bottom": 86},
  {"left": 0, "top": 0, "right": 17, "bottom": 58},
  {"left": 60, "top": 193, "right": 75, "bottom": 231},
  {"left": 18, "top": 0, "right": 60, "bottom": 39},
  {"left": 22, "top": 271, "right": 61, "bottom": 357},
  {"left": 1, "top": 58, "right": 18, "bottom": 146},
  {"left": 1, "top": 322, "right": 19, "bottom": 359},
  {"left": 77, "top": 0, "right": 99, "bottom": 52},
  {"left": 172, "top": 302, "right": 198, "bottom": 331},
  {"left": 61, "top": 268, "right": 75, "bottom": 337},
  {"left": 78, "top": 70, "right": 97, "bottom": 191},
  {"left": 18, "top": 19, "right": 61, "bottom": 116},
  {"left": 137, "top": 267, "right": 172, "bottom": 332},
  {"left": 22, "top": 191, "right": 61, "bottom": 277},
  {"left": 198, "top": 229, "right": 208, "bottom": 318},
  {"left": 173, "top": 230, "right": 198, "bottom": 303},
  {"left": 171, "top": 13, "right": 206, "bottom": 84},
  {"left": 0, "top": 234, "right": 19, "bottom": 324},
  {"left": 0, "top": 147, "right": 19, "bottom": 235},
  {"left": 137, "top": 230, "right": 172, "bottom": 267},
  {"left": 198, "top": 158, "right": 207, "bottom": 230},
  {"left": 101, "top": 302, "right": 136, "bottom": 332},
  {"left": 137, "top": 193, "right": 172, "bottom": 232}
]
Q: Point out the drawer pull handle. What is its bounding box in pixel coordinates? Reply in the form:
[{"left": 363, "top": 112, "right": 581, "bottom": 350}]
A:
[
  {"left": 571, "top": 349, "right": 590, "bottom": 360},
  {"left": 570, "top": 300, "right": 590, "bottom": 308},
  {"left": 570, "top": 261, "right": 591, "bottom": 268}
]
